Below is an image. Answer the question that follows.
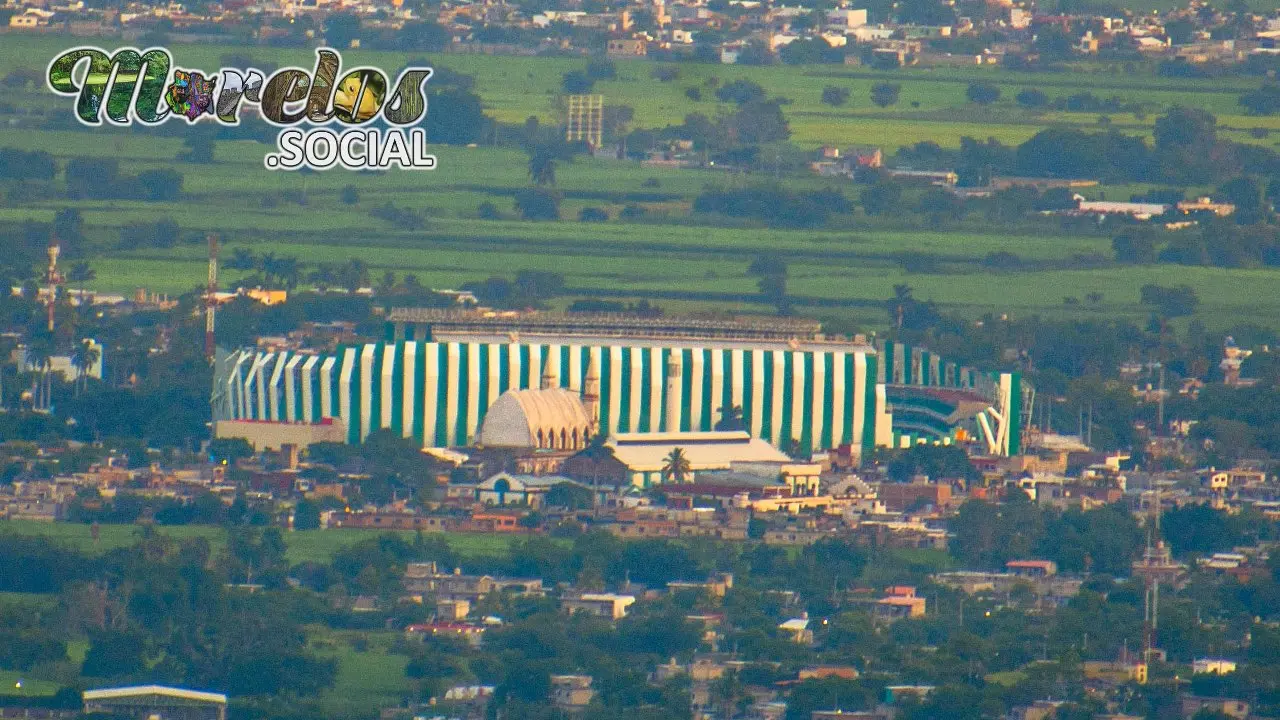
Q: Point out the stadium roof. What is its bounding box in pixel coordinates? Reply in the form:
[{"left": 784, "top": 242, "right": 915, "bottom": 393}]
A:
[{"left": 83, "top": 685, "right": 228, "bottom": 705}]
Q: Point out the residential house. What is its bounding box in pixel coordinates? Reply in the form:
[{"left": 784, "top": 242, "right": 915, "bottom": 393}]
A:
[
  {"left": 549, "top": 675, "right": 595, "bottom": 710},
  {"left": 562, "top": 593, "right": 636, "bottom": 620}
]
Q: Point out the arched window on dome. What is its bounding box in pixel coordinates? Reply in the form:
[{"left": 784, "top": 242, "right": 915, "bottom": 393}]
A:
[
  {"left": 536, "top": 429, "right": 545, "bottom": 449},
  {"left": 560, "top": 429, "right": 568, "bottom": 450}
]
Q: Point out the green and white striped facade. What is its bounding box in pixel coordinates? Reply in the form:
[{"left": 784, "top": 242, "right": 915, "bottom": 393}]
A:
[{"left": 213, "top": 339, "right": 1022, "bottom": 456}]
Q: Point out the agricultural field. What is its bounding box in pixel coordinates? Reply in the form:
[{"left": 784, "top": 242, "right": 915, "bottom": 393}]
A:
[
  {"left": 3, "top": 35, "right": 1280, "bottom": 331},
  {"left": 0, "top": 519, "right": 552, "bottom": 563}
]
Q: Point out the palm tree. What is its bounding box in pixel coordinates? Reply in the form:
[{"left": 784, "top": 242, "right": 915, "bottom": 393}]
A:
[
  {"left": 67, "top": 261, "right": 95, "bottom": 305},
  {"left": 309, "top": 263, "right": 338, "bottom": 292},
  {"left": 661, "top": 447, "right": 692, "bottom": 484},
  {"left": 715, "top": 405, "right": 745, "bottom": 432},
  {"left": 70, "top": 339, "right": 100, "bottom": 396},
  {"left": 226, "top": 247, "right": 257, "bottom": 271},
  {"left": 24, "top": 340, "right": 52, "bottom": 411}
]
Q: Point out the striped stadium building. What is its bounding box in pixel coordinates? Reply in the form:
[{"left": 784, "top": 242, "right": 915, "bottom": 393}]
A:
[{"left": 213, "top": 319, "right": 1024, "bottom": 457}]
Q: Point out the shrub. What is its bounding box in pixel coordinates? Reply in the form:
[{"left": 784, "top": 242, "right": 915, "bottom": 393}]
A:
[{"left": 821, "top": 86, "right": 850, "bottom": 107}]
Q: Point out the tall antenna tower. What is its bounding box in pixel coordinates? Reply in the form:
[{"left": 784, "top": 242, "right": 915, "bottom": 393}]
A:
[
  {"left": 1132, "top": 484, "right": 1183, "bottom": 664},
  {"left": 46, "top": 235, "right": 61, "bottom": 334},
  {"left": 566, "top": 94, "right": 604, "bottom": 149},
  {"left": 205, "top": 234, "right": 218, "bottom": 362}
]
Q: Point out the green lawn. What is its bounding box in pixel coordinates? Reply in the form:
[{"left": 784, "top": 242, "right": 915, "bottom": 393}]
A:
[
  {"left": 307, "top": 630, "right": 416, "bottom": 718},
  {"left": 0, "top": 671, "right": 61, "bottom": 698},
  {"left": 0, "top": 519, "right": 547, "bottom": 564}
]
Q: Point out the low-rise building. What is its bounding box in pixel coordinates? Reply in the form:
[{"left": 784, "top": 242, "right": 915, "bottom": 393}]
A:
[{"left": 562, "top": 593, "right": 636, "bottom": 620}]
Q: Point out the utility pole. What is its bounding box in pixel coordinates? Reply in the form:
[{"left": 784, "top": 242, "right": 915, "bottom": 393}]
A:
[
  {"left": 205, "top": 234, "right": 218, "bottom": 362},
  {"left": 46, "top": 234, "right": 61, "bottom": 334},
  {"left": 1157, "top": 365, "right": 1166, "bottom": 434}
]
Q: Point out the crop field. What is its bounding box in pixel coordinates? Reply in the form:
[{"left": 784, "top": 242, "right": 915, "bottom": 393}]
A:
[
  {"left": 3, "top": 35, "right": 1280, "bottom": 330},
  {"left": 0, "top": 519, "right": 549, "bottom": 563}
]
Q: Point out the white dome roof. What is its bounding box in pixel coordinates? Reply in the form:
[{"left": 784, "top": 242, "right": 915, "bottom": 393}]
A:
[{"left": 478, "top": 388, "right": 594, "bottom": 449}]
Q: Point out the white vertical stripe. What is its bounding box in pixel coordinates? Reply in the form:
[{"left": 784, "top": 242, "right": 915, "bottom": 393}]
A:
[
  {"left": 529, "top": 345, "right": 543, "bottom": 389},
  {"left": 230, "top": 352, "right": 249, "bottom": 420},
  {"left": 811, "top": 352, "right": 825, "bottom": 448},
  {"left": 487, "top": 344, "right": 502, "bottom": 406},
  {"left": 360, "top": 345, "right": 376, "bottom": 439},
  {"left": 831, "top": 353, "right": 846, "bottom": 446},
  {"left": 545, "top": 344, "right": 562, "bottom": 387},
  {"left": 731, "top": 349, "right": 745, "bottom": 410},
  {"left": 853, "top": 352, "right": 867, "bottom": 446},
  {"left": 270, "top": 353, "right": 287, "bottom": 421},
  {"left": 609, "top": 346, "right": 623, "bottom": 434},
  {"left": 664, "top": 351, "right": 682, "bottom": 433},
  {"left": 268, "top": 353, "right": 286, "bottom": 421},
  {"left": 569, "top": 345, "right": 583, "bottom": 391},
  {"left": 629, "top": 347, "right": 644, "bottom": 432},
  {"left": 749, "top": 350, "right": 764, "bottom": 440},
  {"left": 254, "top": 353, "right": 272, "bottom": 420},
  {"left": 338, "top": 348, "right": 356, "bottom": 432},
  {"left": 791, "top": 351, "right": 805, "bottom": 443},
  {"left": 320, "top": 356, "right": 337, "bottom": 420},
  {"left": 771, "top": 351, "right": 785, "bottom": 446},
  {"left": 445, "top": 343, "right": 461, "bottom": 445},
  {"left": 710, "top": 349, "right": 725, "bottom": 430},
  {"left": 588, "top": 346, "right": 603, "bottom": 428},
  {"left": 466, "top": 342, "right": 481, "bottom": 443},
  {"left": 648, "top": 347, "right": 663, "bottom": 432},
  {"left": 423, "top": 344, "right": 440, "bottom": 445},
  {"left": 285, "top": 355, "right": 302, "bottom": 422},
  {"left": 690, "top": 349, "right": 704, "bottom": 431},
  {"left": 381, "top": 344, "right": 396, "bottom": 430},
  {"left": 302, "top": 356, "right": 318, "bottom": 423},
  {"left": 402, "top": 343, "right": 417, "bottom": 438},
  {"left": 252, "top": 351, "right": 270, "bottom": 417}
]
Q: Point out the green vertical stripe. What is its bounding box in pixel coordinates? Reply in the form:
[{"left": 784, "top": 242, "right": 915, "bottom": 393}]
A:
[
  {"left": 760, "top": 351, "right": 774, "bottom": 441},
  {"left": 390, "top": 344, "right": 404, "bottom": 435},
  {"left": 599, "top": 349, "right": 612, "bottom": 436},
  {"left": 329, "top": 350, "right": 342, "bottom": 419},
  {"left": 519, "top": 345, "right": 531, "bottom": 389},
  {"left": 370, "top": 345, "right": 384, "bottom": 434},
  {"left": 311, "top": 362, "right": 322, "bottom": 422},
  {"left": 349, "top": 349, "right": 362, "bottom": 444},
  {"left": 862, "top": 354, "right": 877, "bottom": 453},
  {"left": 435, "top": 346, "right": 449, "bottom": 446},
  {"left": 498, "top": 344, "right": 510, "bottom": 394},
  {"left": 779, "top": 351, "right": 793, "bottom": 448},
  {"left": 700, "top": 349, "right": 713, "bottom": 431},
  {"left": 618, "top": 349, "right": 632, "bottom": 433},
  {"left": 801, "top": 352, "right": 814, "bottom": 455},
  {"left": 742, "top": 351, "right": 754, "bottom": 436},
  {"left": 638, "top": 350, "right": 652, "bottom": 432},
  {"left": 843, "top": 353, "right": 856, "bottom": 446},
  {"left": 292, "top": 360, "right": 303, "bottom": 422},
  {"left": 821, "top": 353, "right": 834, "bottom": 450},
  {"left": 659, "top": 348, "right": 671, "bottom": 431},
  {"left": 1008, "top": 373, "right": 1022, "bottom": 455},
  {"left": 680, "top": 349, "right": 693, "bottom": 432},
  {"left": 456, "top": 344, "right": 470, "bottom": 446},
  {"left": 476, "top": 343, "right": 490, "bottom": 430}
]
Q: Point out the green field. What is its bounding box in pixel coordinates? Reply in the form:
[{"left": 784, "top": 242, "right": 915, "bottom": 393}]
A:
[
  {"left": 3, "top": 35, "right": 1280, "bottom": 330},
  {"left": 0, "top": 519, "right": 549, "bottom": 564}
]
